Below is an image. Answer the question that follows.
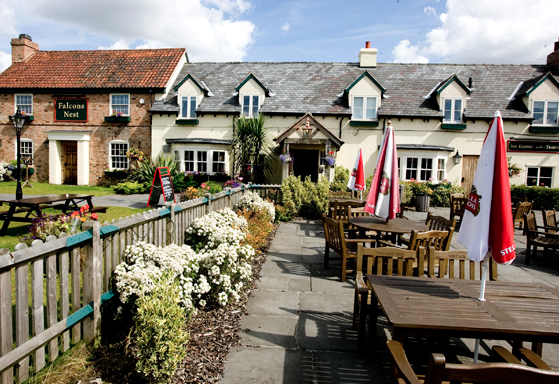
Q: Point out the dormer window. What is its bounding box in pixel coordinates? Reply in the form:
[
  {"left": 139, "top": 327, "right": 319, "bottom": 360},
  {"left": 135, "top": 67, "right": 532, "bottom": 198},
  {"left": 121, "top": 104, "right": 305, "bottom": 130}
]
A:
[
  {"left": 242, "top": 95, "right": 259, "bottom": 118},
  {"left": 443, "top": 98, "right": 463, "bottom": 123},
  {"left": 181, "top": 96, "right": 197, "bottom": 119},
  {"left": 533, "top": 100, "right": 558, "bottom": 125},
  {"left": 15, "top": 94, "right": 33, "bottom": 115},
  {"left": 110, "top": 94, "right": 130, "bottom": 116},
  {"left": 352, "top": 96, "right": 377, "bottom": 120}
]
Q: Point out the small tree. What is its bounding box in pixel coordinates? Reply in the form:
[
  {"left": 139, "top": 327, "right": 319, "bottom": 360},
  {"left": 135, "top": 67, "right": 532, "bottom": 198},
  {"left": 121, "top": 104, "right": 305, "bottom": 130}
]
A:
[{"left": 229, "top": 114, "right": 276, "bottom": 183}]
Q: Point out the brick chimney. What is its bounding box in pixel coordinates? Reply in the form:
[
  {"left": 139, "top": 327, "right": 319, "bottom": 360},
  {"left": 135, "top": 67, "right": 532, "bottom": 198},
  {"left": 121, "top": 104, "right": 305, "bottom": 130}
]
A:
[
  {"left": 11, "top": 34, "right": 39, "bottom": 64},
  {"left": 547, "top": 38, "right": 559, "bottom": 67},
  {"left": 359, "top": 41, "right": 378, "bottom": 68}
]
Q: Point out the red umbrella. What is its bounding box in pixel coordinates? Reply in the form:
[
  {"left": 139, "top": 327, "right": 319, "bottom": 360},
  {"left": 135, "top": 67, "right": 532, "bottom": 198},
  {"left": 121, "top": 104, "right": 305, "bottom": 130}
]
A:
[
  {"left": 364, "top": 121, "right": 400, "bottom": 219},
  {"left": 457, "top": 110, "right": 516, "bottom": 362},
  {"left": 347, "top": 147, "right": 365, "bottom": 192}
]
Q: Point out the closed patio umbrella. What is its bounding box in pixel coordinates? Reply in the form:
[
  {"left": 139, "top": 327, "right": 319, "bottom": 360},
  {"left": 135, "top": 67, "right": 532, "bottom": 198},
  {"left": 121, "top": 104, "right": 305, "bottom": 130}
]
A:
[
  {"left": 347, "top": 147, "right": 365, "bottom": 198},
  {"left": 364, "top": 121, "right": 400, "bottom": 219}
]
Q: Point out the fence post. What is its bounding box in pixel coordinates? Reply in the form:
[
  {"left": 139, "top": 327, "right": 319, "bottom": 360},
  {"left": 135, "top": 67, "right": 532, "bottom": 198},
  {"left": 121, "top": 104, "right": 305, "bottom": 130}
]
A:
[
  {"left": 83, "top": 220, "right": 102, "bottom": 345},
  {"left": 168, "top": 202, "right": 175, "bottom": 245},
  {"left": 206, "top": 193, "right": 212, "bottom": 213}
]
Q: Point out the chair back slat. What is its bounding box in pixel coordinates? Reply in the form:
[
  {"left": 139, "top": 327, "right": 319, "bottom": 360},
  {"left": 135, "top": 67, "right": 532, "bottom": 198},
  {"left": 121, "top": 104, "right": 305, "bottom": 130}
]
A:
[
  {"left": 513, "top": 201, "right": 533, "bottom": 229},
  {"left": 329, "top": 190, "right": 352, "bottom": 199},
  {"left": 542, "top": 209, "right": 557, "bottom": 229},
  {"left": 425, "top": 247, "right": 497, "bottom": 280},
  {"left": 358, "top": 245, "right": 417, "bottom": 278},
  {"left": 409, "top": 230, "right": 452, "bottom": 252},
  {"left": 449, "top": 193, "right": 468, "bottom": 221}
]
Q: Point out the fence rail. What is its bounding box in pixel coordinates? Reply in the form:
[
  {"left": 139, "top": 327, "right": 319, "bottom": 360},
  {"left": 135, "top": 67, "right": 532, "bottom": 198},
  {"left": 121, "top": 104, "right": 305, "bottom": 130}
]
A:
[{"left": 0, "top": 184, "right": 280, "bottom": 383}]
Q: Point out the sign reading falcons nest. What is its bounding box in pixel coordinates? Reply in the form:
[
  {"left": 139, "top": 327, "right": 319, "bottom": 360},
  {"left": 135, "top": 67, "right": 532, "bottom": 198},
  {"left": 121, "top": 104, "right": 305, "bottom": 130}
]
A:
[
  {"left": 507, "top": 139, "right": 559, "bottom": 153},
  {"left": 55, "top": 99, "right": 88, "bottom": 122}
]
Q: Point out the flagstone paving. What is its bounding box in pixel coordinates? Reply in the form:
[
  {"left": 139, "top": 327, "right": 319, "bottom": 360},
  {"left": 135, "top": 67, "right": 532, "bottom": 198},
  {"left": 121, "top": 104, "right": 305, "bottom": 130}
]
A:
[{"left": 221, "top": 209, "right": 559, "bottom": 384}]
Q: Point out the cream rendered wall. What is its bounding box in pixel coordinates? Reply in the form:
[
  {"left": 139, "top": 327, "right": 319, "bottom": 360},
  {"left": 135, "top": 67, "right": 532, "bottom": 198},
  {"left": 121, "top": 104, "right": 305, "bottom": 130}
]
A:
[
  {"left": 238, "top": 78, "right": 265, "bottom": 107},
  {"left": 437, "top": 81, "right": 468, "bottom": 111},
  {"left": 524, "top": 79, "right": 559, "bottom": 110},
  {"left": 347, "top": 77, "right": 382, "bottom": 109},
  {"left": 176, "top": 79, "right": 205, "bottom": 108}
]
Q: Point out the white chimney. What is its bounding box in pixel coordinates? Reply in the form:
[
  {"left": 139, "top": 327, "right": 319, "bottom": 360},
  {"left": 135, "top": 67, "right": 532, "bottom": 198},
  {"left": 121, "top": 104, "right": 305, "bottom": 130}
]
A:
[{"left": 359, "top": 41, "right": 377, "bottom": 68}]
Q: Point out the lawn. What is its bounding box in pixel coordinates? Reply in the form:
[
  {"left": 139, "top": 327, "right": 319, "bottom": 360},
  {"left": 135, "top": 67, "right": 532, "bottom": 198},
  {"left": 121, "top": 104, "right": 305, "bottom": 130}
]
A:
[{"left": 0, "top": 182, "right": 148, "bottom": 251}]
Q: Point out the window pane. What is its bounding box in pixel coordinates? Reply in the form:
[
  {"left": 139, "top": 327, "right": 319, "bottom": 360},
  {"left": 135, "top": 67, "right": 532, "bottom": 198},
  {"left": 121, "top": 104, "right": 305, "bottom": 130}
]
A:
[
  {"left": 184, "top": 150, "right": 194, "bottom": 171},
  {"left": 16, "top": 95, "right": 32, "bottom": 114},
  {"left": 365, "top": 97, "right": 376, "bottom": 119},
  {"left": 111, "top": 94, "right": 129, "bottom": 115},
  {"left": 354, "top": 97, "right": 363, "bottom": 119},
  {"left": 444, "top": 99, "right": 452, "bottom": 121},
  {"left": 407, "top": 158, "right": 418, "bottom": 169},
  {"left": 181, "top": 98, "right": 189, "bottom": 118},
  {"left": 406, "top": 169, "right": 417, "bottom": 180},
  {"left": 111, "top": 142, "right": 129, "bottom": 169},
  {"left": 21, "top": 141, "right": 33, "bottom": 156},
  {"left": 454, "top": 99, "right": 462, "bottom": 122},
  {"left": 533, "top": 101, "right": 544, "bottom": 125},
  {"left": 547, "top": 102, "right": 558, "bottom": 125},
  {"left": 190, "top": 97, "right": 197, "bottom": 118},
  {"left": 197, "top": 151, "right": 207, "bottom": 172},
  {"left": 252, "top": 96, "right": 259, "bottom": 117},
  {"left": 540, "top": 167, "right": 553, "bottom": 178}
]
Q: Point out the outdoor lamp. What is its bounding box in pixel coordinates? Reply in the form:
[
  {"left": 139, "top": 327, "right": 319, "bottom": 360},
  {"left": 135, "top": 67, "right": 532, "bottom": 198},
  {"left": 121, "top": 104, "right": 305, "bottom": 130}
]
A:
[
  {"left": 453, "top": 150, "right": 463, "bottom": 165},
  {"left": 9, "top": 108, "right": 27, "bottom": 200},
  {"left": 302, "top": 117, "right": 312, "bottom": 138}
]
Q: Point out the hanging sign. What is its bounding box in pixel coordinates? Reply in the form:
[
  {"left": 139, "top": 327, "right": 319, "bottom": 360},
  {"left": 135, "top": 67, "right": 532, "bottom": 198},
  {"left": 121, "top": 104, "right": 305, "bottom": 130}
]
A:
[
  {"left": 147, "top": 167, "right": 176, "bottom": 207},
  {"left": 54, "top": 99, "right": 88, "bottom": 122},
  {"left": 507, "top": 139, "right": 559, "bottom": 153}
]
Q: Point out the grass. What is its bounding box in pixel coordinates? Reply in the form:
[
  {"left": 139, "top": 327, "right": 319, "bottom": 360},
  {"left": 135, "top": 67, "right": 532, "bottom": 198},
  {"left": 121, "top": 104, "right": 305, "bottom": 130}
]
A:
[{"left": 0, "top": 182, "right": 149, "bottom": 251}]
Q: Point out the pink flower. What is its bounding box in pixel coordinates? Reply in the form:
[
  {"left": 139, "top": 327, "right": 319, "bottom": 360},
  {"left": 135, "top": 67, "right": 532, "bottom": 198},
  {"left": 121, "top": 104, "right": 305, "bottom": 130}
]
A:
[{"left": 91, "top": 213, "right": 98, "bottom": 220}]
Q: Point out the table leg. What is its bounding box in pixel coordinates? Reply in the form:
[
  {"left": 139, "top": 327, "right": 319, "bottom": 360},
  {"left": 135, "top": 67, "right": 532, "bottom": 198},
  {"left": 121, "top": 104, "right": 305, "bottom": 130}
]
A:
[
  {"left": 0, "top": 205, "right": 16, "bottom": 236},
  {"left": 368, "top": 298, "right": 379, "bottom": 353}
]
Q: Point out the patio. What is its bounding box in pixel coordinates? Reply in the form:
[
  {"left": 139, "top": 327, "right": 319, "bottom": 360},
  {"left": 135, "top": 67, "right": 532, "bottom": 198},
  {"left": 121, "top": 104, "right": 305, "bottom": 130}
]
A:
[{"left": 221, "top": 207, "right": 559, "bottom": 384}]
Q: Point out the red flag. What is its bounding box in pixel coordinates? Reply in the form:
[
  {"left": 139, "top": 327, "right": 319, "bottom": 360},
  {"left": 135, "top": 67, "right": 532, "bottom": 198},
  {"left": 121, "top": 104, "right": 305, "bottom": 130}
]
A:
[{"left": 347, "top": 148, "right": 365, "bottom": 191}]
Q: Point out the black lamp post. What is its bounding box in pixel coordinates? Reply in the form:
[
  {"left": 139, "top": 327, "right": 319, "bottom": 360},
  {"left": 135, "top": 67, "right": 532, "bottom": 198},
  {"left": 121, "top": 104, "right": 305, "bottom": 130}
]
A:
[{"left": 9, "top": 108, "right": 27, "bottom": 200}]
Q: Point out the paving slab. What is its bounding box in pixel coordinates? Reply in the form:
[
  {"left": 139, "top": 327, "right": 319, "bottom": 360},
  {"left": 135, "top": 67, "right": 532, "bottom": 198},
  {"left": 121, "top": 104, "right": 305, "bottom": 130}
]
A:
[
  {"left": 240, "top": 315, "right": 298, "bottom": 348},
  {"left": 298, "top": 292, "right": 354, "bottom": 315},
  {"left": 266, "top": 250, "right": 302, "bottom": 263},
  {"left": 296, "top": 311, "right": 357, "bottom": 351},
  {"left": 314, "top": 351, "right": 388, "bottom": 384},
  {"left": 246, "top": 289, "right": 299, "bottom": 317},
  {"left": 260, "top": 260, "right": 311, "bottom": 279}
]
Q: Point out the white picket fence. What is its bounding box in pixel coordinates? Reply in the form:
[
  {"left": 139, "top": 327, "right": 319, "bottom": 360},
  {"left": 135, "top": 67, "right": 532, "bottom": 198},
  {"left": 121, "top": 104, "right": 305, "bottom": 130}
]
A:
[{"left": 0, "top": 184, "right": 280, "bottom": 383}]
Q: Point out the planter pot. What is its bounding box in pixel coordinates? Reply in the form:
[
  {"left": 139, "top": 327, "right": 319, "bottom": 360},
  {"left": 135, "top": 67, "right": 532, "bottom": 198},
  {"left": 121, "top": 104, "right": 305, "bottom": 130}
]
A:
[{"left": 415, "top": 193, "right": 431, "bottom": 212}]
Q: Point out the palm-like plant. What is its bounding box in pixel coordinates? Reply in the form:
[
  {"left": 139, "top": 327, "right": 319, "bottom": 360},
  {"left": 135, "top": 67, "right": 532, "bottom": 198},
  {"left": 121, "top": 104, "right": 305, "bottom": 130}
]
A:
[
  {"left": 229, "top": 114, "right": 276, "bottom": 183},
  {"left": 128, "top": 154, "right": 179, "bottom": 184}
]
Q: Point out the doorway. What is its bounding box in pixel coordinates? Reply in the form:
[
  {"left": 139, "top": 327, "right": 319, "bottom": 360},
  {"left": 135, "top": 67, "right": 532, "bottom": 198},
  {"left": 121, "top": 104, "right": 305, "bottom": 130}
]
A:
[
  {"left": 461, "top": 155, "right": 479, "bottom": 194},
  {"left": 292, "top": 149, "right": 319, "bottom": 182},
  {"left": 63, "top": 141, "right": 77, "bottom": 185}
]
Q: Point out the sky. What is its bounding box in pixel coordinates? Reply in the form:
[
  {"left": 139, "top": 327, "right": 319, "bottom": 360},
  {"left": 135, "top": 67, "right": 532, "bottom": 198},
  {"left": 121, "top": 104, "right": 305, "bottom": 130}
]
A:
[{"left": 0, "top": 0, "right": 558, "bottom": 72}]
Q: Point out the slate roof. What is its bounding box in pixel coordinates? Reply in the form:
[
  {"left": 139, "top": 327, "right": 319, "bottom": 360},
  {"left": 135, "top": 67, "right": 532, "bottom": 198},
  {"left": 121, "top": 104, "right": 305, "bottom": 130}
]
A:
[
  {"left": 152, "top": 61, "right": 559, "bottom": 121},
  {"left": 0, "top": 48, "right": 186, "bottom": 90}
]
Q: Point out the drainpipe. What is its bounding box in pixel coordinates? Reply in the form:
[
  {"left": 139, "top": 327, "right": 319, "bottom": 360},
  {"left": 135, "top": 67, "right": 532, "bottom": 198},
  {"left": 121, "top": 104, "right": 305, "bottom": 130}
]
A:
[{"left": 339, "top": 117, "right": 344, "bottom": 139}]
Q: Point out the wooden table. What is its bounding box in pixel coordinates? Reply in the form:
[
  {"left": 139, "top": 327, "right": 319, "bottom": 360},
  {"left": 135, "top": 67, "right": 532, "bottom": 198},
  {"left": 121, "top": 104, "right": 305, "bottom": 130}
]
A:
[
  {"left": 349, "top": 216, "right": 428, "bottom": 244},
  {"left": 367, "top": 275, "right": 559, "bottom": 353},
  {"left": 0, "top": 194, "right": 95, "bottom": 236},
  {"left": 329, "top": 197, "right": 364, "bottom": 205}
]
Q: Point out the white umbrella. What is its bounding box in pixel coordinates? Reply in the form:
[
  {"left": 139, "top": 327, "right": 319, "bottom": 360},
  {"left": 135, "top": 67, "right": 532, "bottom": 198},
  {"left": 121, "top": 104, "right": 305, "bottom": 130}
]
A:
[
  {"left": 347, "top": 147, "right": 365, "bottom": 199},
  {"left": 364, "top": 121, "right": 400, "bottom": 220},
  {"left": 457, "top": 110, "right": 516, "bottom": 362}
]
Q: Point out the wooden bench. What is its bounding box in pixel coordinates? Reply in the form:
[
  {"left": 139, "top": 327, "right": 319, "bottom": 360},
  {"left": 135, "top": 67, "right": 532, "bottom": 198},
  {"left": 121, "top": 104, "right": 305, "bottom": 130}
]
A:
[
  {"left": 89, "top": 206, "right": 108, "bottom": 214},
  {"left": 0, "top": 206, "right": 34, "bottom": 219},
  {"left": 387, "top": 340, "right": 559, "bottom": 384},
  {"left": 524, "top": 211, "right": 559, "bottom": 265}
]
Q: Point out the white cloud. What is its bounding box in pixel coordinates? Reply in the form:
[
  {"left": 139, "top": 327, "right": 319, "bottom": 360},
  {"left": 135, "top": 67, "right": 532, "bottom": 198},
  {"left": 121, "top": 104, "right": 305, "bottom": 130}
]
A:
[
  {"left": 423, "top": 7, "right": 437, "bottom": 17},
  {"left": 281, "top": 22, "right": 290, "bottom": 33},
  {"left": 393, "top": 0, "right": 559, "bottom": 64},
  {"left": 0, "top": 51, "right": 11, "bottom": 70},
  {"left": 26, "top": 0, "right": 255, "bottom": 61},
  {"left": 392, "top": 39, "right": 429, "bottom": 63}
]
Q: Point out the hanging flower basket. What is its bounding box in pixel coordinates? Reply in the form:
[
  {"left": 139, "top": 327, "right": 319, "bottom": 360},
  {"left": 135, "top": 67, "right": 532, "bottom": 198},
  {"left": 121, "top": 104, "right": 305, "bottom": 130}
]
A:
[
  {"left": 279, "top": 151, "right": 292, "bottom": 163},
  {"left": 324, "top": 151, "right": 336, "bottom": 166}
]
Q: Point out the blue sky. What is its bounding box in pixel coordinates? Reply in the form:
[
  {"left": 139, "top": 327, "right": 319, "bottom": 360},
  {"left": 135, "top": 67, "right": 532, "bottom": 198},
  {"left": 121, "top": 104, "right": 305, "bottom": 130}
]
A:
[{"left": 0, "top": 0, "right": 558, "bottom": 71}]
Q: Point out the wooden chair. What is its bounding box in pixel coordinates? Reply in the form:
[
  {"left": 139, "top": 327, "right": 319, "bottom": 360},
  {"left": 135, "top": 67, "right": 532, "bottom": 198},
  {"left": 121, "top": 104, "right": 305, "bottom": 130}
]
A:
[
  {"left": 348, "top": 206, "right": 377, "bottom": 238},
  {"left": 387, "top": 340, "right": 559, "bottom": 384},
  {"left": 542, "top": 209, "right": 558, "bottom": 233},
  {"left": 449, "top": 193, "right": 468, "bottom": 222},
  {"left": 492, "top": 345, "right": 551, "bottom": 370},
  {"left": 512, "top": 201, "right": 533, "bottom": 230},
  {"left": 322, "top": 215, "right": 376, "bottom": 282},
  {"left": 353, "top": 244, "right": 419, "bottom": 351},
  {"left": 401, "top": 213, "right": 456, "bottom": 250},
  {"left": 331, "top": 199, "right": 365, "bottom": 227},
  {"left": 329, "top": 190, "right": 352, "bottom": 199},
  {"left": 424, "top": 246, "right": 498, "bottom": 281},
  {"left": 408, "top": 229, "right": 453, "bottom": 252},
  {"left": 524, "top": 212, "right": 559, "bottom": 265},
  {"left": 511, "top": 196, "right": 528, "bottom": 206}
]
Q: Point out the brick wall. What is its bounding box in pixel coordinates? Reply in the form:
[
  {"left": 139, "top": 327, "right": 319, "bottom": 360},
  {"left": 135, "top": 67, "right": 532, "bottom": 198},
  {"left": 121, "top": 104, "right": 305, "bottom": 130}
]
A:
[{"left": 0, "top": 92, "right": 153, "bottom": 185}]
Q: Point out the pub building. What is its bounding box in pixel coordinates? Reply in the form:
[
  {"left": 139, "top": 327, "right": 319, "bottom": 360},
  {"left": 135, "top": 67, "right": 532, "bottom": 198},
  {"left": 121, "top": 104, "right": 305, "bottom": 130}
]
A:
[{"left": 1, "top": 34, "right": 559, "bottom": 189}]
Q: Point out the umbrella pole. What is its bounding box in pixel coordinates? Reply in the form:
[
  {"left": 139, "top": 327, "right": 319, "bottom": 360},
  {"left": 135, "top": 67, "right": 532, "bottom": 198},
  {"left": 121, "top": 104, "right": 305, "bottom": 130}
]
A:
[
  {"left": 474, "top": 339, "right": 481, "bottom": 363},
  {"left": 477, "top": 256, "right": 489, "bottom": 302}
]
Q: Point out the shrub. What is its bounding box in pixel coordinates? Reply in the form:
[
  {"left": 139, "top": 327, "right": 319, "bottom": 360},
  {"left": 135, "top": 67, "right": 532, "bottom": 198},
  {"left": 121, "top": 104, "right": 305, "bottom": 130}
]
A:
[
  {"left": 430, "top": 181, "right": 465, "bottom": 207},
  {"left": 172, "top": 172, "right": 188, "bottom": 192},
  {"left": 127, "top": 155, "right": 179, "bottom": 184},
  {"left": 299, "top": 176, "right": 330, "bottom": 219},
  {"left": 233, "top": 191, "right": 275, "bottom": 220},
  {"left": 278, "top": 174, "right": 305, "bottom": 218},
  {"left": 112, "top": 181, "right": 149, "bottom": 195},
  {"left": 134, "top": 272, "right": 190, "bottom": 383},
  {"left": 511, "top": 185, "right": 559, "bottom": 210},
  {"left": 274, "top": 203, "right": 293, "bottom": 222},
  {"left": 330, "top": 166, "right": 350, "bottom": 192},
  {"left": 180, "top": 186, "right": 205, "bottom": 201}
]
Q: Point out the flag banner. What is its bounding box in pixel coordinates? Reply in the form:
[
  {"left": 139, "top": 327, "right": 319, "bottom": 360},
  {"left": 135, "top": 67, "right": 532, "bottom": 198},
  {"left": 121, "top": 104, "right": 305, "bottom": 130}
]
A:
[
  {"left": 458, "top": 111, "right": 516, "bottom": 264},
  {"left": 364, "top": 124, "right": 400, "bottom": 219},
  {"left": 347, "top": 147, "right": 365, "bottom": 191}
]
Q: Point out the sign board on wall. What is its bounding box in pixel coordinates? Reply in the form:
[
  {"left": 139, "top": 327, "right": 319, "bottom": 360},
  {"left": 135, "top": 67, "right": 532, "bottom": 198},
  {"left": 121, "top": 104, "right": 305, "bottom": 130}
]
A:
[
  {"left": 147, "top": 167, "right": 176, "bottom": 207},
  {"left": 55, "top": 99, "right": 88, "bottom": 122},
  {"left": 507, "top": 140, "right": 559, "bottom": 153}
]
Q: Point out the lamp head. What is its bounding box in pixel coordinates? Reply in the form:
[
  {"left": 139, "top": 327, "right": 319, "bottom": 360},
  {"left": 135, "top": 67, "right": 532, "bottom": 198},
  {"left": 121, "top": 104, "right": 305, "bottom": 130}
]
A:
[{"left": 10, "top": 108, "right": 26, "bottom": 132}]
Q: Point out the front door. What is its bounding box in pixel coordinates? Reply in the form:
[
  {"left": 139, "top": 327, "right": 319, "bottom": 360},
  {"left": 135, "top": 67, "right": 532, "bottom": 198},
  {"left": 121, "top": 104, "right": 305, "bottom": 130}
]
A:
[
  {"left": 292, "top": 149, "right": 319, "bottom": 182},
  {"left": 63, "top": 141, "right": 77, "bottom": 185},
  {"left": 461, "top": 155, "right": 479, "bottom": 194}
]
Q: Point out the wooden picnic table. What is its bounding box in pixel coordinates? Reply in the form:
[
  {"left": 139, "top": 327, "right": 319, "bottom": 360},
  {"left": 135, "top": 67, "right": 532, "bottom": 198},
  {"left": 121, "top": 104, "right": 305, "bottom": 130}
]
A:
[
  {"left": 0, "top": 194, "right": 98, "bottom": 236},
  {"left": 366, "top": 275, "right": 559, "bottom": 356},
  {"left": 349, "top": 216, "right": 428, "bottom": 245}
]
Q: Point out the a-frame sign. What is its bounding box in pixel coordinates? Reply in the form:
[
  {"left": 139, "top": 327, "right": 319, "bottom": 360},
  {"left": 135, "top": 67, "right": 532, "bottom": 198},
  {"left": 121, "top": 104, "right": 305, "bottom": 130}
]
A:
[{"left": 147, "top": 167, "right": 176, "bottom": 207}]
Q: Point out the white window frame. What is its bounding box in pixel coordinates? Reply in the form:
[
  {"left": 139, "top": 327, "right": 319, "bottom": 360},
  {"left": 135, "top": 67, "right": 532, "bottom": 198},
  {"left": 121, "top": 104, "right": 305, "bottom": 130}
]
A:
[
  {"left": 174, "top": 146, "right": 228, "bottom": 175},
  {"left": 352, "top": 96, "right": 378, "bottom": 121},
  {"left": 15, "top": 139, "right": 34, "bottom": 163},
  {"left": 443, "top": 98, "right": 463, "bottom": 123},
  {"left": 180, "top": 96, "right": 197, "bottom": 119},
  {"left": 241, "top": 95, "right": 260, "bottom": 118},
  {"left": 15, "top": 94, "right": 33, "bottom": 115},
  {"left": 110, "top": 93, "right": 130, "bottom": 116},
  {"left": 399, "top": 153, "right": 447, "bottom": 182},
  {"left": 526, "top": 166, "right": 553, "bottom": 187},
  {"left": 109, "top": 140, "right": 129, "bottom": 170},
  {"left": 532, "top": 100, "right": 559, "bottom": 126}
]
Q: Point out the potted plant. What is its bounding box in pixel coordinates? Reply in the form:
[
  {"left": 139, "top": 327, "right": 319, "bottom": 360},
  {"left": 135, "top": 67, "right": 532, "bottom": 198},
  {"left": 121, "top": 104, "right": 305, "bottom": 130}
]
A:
[
  {"left": 279, "top": 149, "right": 292, "bottom": 163},
  {"left": 410, "top": 180, "right": 433, "bottom": 212},
  {"left": 324, "top": 151, "right": 336, "bottom": 166}
]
